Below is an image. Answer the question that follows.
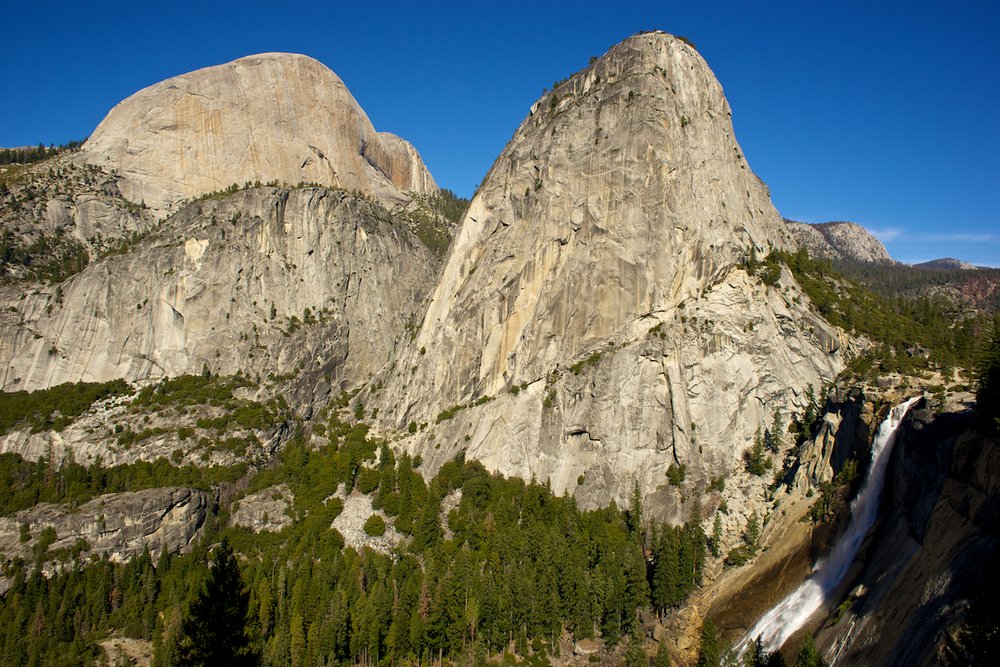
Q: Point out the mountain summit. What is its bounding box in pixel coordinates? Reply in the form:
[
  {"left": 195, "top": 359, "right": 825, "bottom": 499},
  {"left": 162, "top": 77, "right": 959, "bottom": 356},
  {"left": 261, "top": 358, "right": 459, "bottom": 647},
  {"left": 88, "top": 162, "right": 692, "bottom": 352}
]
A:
[
  {"left": 367, "top": 31, "right": 843, "bottom": 510},
  {"left": 784, "top": 220, "right": 894, "bottom": 264},
  {"left": 78, "top": 53, "right": 437, "bottom": 211}
]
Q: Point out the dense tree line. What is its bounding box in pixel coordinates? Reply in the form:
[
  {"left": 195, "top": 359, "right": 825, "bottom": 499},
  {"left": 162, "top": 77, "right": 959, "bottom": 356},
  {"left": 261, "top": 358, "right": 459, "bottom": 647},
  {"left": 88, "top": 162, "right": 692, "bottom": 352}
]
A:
[
  {"left": 772, "top": 249, "right": 991, "bottom": 379},
  {"left": 0, "top": 452, "right": 246, "bottom": 515},
  {"left": 430, "top": 188, "right": 471, "bottom": 225},
  {"left": 835, "top": 259, "right": 1000, "bottom": 312},
  {"left": 228, "top": 416, "right": 706, "bottom": 664},
  {"left": 975, "top": 316, "right": 1000, "bottom": 433},
  {"left": 0, "top": 379, "right": 133, "bottom": 435},
  {"left": 0, "top": 140, "right": 84, "bottom": 166},
  {"left": 0, "top": 228, "right": 91, "bottom": 284}
]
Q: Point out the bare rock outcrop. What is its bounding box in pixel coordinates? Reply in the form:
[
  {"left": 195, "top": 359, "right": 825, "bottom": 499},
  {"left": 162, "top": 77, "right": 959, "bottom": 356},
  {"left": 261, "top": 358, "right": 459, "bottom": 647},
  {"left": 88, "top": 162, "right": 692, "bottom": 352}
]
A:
[
  {"left": 231, "top": 484, "right": 293, "bottom": 533},
  {"left": 331, "top": 491, "right": 404, "bottom": 554},
  {"left": 0, "top": 187, "right": 437, "bottom": 393},
  {"left": 0, "top": 487, "right": 209, "bottom": 578},
  {"left": 367, "top": 32, "right": 844, "bottom": 512},
  {"left": 785, "top": 220, "right": 894, "bottom": 264},
  {"left": 78, "top": 53, "right": 437, "bottom": 212}
]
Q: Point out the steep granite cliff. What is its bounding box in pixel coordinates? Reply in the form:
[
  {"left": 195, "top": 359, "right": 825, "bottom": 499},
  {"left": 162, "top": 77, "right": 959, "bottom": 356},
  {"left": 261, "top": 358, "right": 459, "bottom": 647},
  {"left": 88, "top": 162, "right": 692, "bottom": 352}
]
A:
[
  {"left": 367, "top": 32, "right": 844, "bottom": 511},
  {"left": 0, "top": 187, "right": 437, "bottom": 393},
  {"left": 0, "top": 486, "right": 209, "bottom": 591}
]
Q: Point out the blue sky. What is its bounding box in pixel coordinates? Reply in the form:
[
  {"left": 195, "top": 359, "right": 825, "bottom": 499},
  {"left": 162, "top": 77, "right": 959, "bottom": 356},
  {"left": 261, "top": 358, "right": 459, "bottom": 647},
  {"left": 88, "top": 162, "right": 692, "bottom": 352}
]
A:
[{"left": 4, "top": 1, "right": 998, "bottom": 266}]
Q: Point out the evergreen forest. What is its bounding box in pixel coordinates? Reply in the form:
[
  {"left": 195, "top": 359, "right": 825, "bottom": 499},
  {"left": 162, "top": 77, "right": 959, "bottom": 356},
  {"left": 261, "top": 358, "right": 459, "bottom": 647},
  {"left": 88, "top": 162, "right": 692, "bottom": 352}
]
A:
[{"left": 0, "top": 407, "right": 707, "bottom": 666}]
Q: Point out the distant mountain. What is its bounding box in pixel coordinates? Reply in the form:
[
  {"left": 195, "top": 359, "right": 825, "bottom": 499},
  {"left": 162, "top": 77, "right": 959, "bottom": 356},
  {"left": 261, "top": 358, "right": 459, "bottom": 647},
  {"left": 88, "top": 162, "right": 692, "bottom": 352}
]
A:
[
  {"left": 784, "top": 219, "right": 894, "bottom": 264},
  {"left": 784, "top": 221, "right": 999, "bottom": 310},
  {"left": 913, "top": 257, "right": 978, "bottom": 271}
]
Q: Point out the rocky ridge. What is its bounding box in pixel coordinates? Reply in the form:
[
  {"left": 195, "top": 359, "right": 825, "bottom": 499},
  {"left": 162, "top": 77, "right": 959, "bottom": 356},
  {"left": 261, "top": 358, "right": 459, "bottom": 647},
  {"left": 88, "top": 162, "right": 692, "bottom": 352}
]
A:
[
  {"left": 366, "top": 32, "right": 844, "bottom": 513},
  {"left": 0, "top": 486, "right": 209, "bottom": 591},
  {"left": 0, "top": 157, "right": 158, "bottom": 283},
  {"left": 914, "top": 257, "right": 977, "bottom": 271},
  {"left": 78, "top": 53, "right": 437, "bottom": 213},
  {"left": 785, "top": 220, "right": 894, "bottom": 264}
]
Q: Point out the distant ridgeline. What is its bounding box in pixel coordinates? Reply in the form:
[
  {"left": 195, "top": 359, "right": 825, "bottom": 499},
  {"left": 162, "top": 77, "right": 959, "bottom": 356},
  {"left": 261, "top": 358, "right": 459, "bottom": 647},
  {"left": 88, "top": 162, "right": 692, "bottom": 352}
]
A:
[
  {"left": 0, "top": 140, "right": 85, "bottom": 166},
  {"left": 833, "top": 259, "right": 1000, "bottom": 312}
]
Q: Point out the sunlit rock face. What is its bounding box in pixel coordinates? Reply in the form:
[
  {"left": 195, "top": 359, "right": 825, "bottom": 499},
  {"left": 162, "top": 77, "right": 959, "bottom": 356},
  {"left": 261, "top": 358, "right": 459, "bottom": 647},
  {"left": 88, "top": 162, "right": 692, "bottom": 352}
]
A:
[
  {"left": 78, "top": 53, "right": 437, "bottom": 213},
  {"left": 0, "top": 187, "right": 438, "bottom": 393},
  {"left": 368, "top": 32, "right": 844, "bottom": 513},
  {"left": 3, "top": 53, "right": 443, "bottom": 394},
  {"left": 785, "top": 220, "right": 894, "bottom": 264}
]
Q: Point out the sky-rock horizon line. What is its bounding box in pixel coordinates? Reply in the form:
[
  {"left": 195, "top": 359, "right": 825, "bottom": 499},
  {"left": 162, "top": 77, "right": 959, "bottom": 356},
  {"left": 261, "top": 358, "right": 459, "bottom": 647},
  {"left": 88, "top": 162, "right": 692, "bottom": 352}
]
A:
[{"left": 1, "top": 2, "right": 996, "bottom": 265}]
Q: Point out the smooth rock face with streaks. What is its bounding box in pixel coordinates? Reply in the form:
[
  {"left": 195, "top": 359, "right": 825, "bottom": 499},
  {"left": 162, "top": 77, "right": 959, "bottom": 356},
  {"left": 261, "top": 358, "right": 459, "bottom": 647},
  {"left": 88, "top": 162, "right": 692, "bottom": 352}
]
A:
[
  {"left": 0, "top": 187, "right": 438, "bottom": 393},
  {"left": 78, "top": 53, "right": 437, "bottom": 212},
  {"left": 785, "top": 220, "right": 894, "bottom": 264},
  {"left": 368, "top": 32, "right": 844, "bottom": 513}
]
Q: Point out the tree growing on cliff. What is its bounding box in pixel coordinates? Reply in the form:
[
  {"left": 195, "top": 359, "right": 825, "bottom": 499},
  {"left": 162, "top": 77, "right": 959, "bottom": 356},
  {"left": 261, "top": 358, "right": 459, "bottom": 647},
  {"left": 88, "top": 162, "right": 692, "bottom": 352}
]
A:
[
  {"left": 696, "top": 618, "right": 720, "bottom": 667},
  {"left": 794, "top": 635, "right": 827, "bottom": 667},
  {"left": 746, "top": 428, "right": 771, "bottom": 476}
]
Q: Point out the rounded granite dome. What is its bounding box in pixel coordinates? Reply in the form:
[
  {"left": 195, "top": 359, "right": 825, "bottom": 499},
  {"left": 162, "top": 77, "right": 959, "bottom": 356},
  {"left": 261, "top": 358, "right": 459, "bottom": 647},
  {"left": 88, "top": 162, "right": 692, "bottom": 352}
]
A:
[{"left": 80, "top": 52, "right": 436, "bottom": 212}]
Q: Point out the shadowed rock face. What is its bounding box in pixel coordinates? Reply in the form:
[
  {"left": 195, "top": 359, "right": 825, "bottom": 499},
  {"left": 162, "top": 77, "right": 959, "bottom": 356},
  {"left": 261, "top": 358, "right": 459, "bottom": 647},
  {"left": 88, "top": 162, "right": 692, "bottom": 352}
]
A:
[
  {"left": 367, "top": 32, "right": 843, "bottom": 512},
  {"left": 78, "top": 53, "right": 437, "bottom": 212},
  {"left": 785, "top": 220, "right": 894, "bottom": 264},
  {"left": 816, "top": 404, "right": 1000, "bottom": 666},
  {"left": 0, "top": 487, "right": 209, "bottom": 588}
]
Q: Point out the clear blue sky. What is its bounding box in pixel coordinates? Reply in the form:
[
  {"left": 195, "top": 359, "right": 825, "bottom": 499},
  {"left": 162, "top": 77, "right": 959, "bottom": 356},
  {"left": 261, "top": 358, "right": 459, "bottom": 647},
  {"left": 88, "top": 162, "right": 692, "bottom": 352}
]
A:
[{"left": 4, "top": 1, "right": 998, "bottom": 266}]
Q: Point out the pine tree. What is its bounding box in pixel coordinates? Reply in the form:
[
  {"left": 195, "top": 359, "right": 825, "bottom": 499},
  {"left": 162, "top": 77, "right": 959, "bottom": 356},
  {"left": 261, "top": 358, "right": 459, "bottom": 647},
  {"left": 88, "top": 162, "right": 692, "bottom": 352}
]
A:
[
  {"left": 794, "top": 635, "right": 826, "bottom": 667},
  {"left": 289, "top": 606, "right": 305, "bottom": 667},
  {"left": 627, "top": 480, "right": 644, "bottom": 540},
  {"left": 745, "top": 513, "right": 761, "bottom": 556},
  {"left": 746, "top": 427, "right": 771, "bottom": 476},
  {"left": 174, "top": 539, "right": 259, "bottom": 666},
  {"left": 625, "top": 631, "right": 647, "bottom": 667},
  {"left": 744, "top": 638, "right": 789, "bottom": 667},
  {"left": 768, "top": 412, "right": 785, "bottom": 453},
  {"left": 651, "top": 526, "right": 679, "bottom": 613},
  {"left": 696, "top": 617, "right": 720, "bottom": 667},
  {"left": 685, "top": 499, "right": 707, "bottom": 585},
  {"left": 653, "top": 641, "right": 673, "bottom": 667},
  {"left": 745, "top": 637, "right": 767, "bottom": 667},
  {"left": 711, "top": 514, "right": 723, "bottom": 558},
  {"left": 411, "top": 496, "right": 442, "bottom": 552}
]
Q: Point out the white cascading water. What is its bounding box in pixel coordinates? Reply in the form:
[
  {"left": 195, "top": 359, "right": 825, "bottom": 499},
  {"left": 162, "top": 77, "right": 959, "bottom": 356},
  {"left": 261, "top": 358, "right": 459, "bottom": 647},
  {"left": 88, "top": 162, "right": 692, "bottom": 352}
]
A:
[{"left": 738, "top": 396, "right": 922, "bottom": 655}]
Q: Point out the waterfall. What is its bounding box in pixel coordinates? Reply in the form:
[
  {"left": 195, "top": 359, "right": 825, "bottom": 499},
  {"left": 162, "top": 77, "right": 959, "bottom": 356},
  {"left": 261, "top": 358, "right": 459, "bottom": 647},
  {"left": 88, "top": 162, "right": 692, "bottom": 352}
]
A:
[{"left": 738, "top": 396, "right": 922, "bottom": 655}]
